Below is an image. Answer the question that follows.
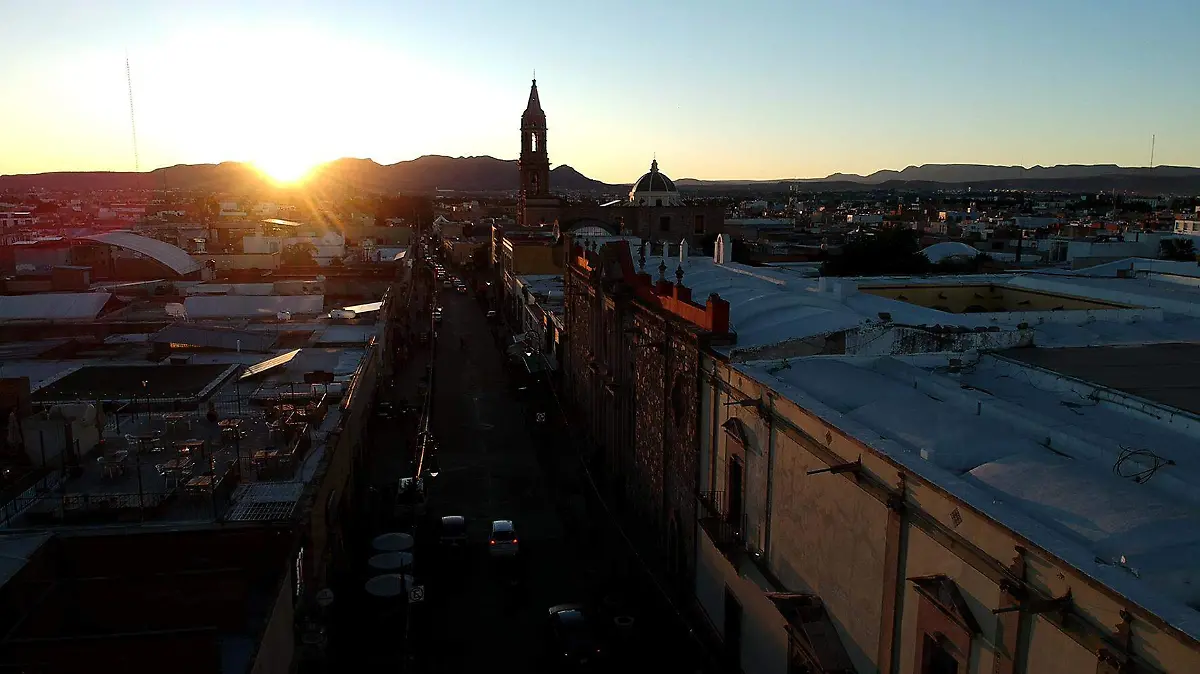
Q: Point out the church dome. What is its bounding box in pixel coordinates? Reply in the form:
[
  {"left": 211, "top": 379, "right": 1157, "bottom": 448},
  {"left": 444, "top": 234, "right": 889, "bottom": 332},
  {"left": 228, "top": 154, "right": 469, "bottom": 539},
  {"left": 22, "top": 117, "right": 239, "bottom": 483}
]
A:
[
  {"left": 629, "top": 159, "right": 681, "bottom": 206},
  {"left": 634, "top": 160, "right": 676, "bottom": 192}
]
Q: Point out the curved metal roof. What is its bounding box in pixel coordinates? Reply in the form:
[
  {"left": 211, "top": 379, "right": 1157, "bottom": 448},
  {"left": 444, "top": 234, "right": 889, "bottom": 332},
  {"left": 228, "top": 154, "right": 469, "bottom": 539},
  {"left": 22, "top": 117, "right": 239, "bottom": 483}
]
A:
[
  {"left": 80, "top": 231, "right": 201, "bottom": 276},
  {"left": 921, "top": 241, "right": 982, "bottom": 263}
]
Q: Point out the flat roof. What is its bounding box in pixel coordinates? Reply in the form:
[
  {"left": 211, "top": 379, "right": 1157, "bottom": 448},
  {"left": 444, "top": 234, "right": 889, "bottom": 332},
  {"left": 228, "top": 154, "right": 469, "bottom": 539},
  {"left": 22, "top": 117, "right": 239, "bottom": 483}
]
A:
[
  {"left": 152, "top": 324, "right": 278, "bottom": 353},
  {"left": 183, "top": 294, "right": 325, "bottom": 318},
  {"left": 0, "top": 292, "right": 114, "bottom": 322},
  {"left": 741, "top": 352, "right": 1200, "bottom": 639},
  {"left": 0, "top": 533, "right": 52, "bottom": 590},
  {"left": 648, "top": 258, "right": 1200, "bottom": 358},
  {"left": 32, "top": 363, "right": 234, "bottom": 402},
  {"left": 1003, "top": 344, "right": 1200, "bottom": 416}
]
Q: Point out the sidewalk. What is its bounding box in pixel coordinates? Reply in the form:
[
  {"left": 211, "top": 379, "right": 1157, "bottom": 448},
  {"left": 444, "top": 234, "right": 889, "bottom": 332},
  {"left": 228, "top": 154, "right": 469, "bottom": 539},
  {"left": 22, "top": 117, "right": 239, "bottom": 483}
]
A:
[
  {"left": 539, "top": 397, "right": 726, "bottom": 673},
  {"left": 321, "top": 302, "right": 434, "bottom": 672}
]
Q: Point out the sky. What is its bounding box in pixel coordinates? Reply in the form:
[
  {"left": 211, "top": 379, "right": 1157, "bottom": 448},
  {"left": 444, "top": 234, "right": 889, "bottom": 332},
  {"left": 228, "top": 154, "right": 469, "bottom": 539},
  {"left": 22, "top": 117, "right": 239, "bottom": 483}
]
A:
[{"left": 1, "top": 0, "right": 1198, "bottom": 183}]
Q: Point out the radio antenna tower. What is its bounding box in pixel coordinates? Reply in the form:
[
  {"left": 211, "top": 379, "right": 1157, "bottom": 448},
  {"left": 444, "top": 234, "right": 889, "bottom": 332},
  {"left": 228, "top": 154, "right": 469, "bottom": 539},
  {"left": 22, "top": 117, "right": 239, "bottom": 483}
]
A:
[{"left": 125, "top": 53, "right": 140, "bottom": 172}]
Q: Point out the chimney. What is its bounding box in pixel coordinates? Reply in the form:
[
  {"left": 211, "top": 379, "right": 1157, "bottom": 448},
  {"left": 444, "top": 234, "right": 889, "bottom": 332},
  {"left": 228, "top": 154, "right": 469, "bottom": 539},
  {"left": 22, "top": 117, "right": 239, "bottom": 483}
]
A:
[{"left": 706, "top": 294, "right": 730, "bottom": 334}]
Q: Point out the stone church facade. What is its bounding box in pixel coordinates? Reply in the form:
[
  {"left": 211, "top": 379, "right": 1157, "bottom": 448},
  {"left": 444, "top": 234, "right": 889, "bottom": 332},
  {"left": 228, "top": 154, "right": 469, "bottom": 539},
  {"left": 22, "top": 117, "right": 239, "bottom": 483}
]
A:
[{"left": 515, "top": 80, "right": 724, "bottom": 246}]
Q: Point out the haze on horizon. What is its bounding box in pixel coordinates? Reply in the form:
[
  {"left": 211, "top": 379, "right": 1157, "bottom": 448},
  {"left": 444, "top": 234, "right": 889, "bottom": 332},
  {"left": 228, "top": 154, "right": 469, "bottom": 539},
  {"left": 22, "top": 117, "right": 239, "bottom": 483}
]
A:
[{"left": 1, "top": 0, "right": 1198, "bottom": 184}]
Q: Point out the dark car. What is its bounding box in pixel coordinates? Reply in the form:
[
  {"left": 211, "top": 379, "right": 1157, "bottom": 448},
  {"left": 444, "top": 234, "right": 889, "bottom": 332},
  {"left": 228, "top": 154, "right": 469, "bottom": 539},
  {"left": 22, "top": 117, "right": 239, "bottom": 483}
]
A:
[
  {"left": 374, "top": 399, "right": 395, "bottom": 420},
  {"left": 547, "top": 604, "right": 604, "bottom": 667}
]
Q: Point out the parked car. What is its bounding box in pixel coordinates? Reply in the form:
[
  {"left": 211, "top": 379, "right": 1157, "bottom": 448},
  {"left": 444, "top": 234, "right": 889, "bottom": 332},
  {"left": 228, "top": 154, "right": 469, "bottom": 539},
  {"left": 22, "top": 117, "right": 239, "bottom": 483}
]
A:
[
  {"left": 489, "top": 520, "right": 519, "bottom": 557},
  {"left": 439, "top": 515, "right": 468, "bottom": 548},
  {"left": 547, "top": 604, "right": 604, "bottom": 667}
]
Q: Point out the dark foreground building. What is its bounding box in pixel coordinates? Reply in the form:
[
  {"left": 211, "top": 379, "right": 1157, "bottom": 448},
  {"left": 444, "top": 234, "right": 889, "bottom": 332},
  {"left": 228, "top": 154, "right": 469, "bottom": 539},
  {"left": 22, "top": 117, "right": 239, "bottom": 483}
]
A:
[{"left": 562, "top": 238, "right": 730, "bottom": 589}]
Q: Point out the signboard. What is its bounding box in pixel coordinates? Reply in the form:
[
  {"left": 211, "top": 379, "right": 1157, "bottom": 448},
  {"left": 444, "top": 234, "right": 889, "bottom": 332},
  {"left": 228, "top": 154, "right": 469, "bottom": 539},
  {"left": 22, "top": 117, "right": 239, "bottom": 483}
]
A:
[{"left": 409, "top": 585, "right": 425, "bottom": 603}]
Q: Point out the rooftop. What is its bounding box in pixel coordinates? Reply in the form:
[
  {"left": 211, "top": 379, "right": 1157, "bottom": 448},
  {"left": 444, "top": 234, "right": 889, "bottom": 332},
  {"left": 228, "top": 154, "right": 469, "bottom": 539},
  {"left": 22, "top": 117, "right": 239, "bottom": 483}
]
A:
[
  {"left": 740, "top": 349, "right": 1200, "bottom": 640},
  {"left": 0, "top": 292, "right": 385, "bottom": 531},
  {"left": 652, "top": 255, "right": 1200, "bottom": 359}
]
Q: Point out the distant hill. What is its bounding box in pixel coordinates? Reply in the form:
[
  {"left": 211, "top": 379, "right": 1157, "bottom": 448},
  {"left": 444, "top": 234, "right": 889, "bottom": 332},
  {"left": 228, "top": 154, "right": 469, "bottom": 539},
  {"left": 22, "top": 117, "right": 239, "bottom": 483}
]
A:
[
  {"left": 0, "top": 155, "right": 619, "bottom": 194},
  {"left": 675, "top": 164, "right": 1200, "bottom": 193},
  {"left": 7, "top": 160, "right": 1200, "bottom": 195}
]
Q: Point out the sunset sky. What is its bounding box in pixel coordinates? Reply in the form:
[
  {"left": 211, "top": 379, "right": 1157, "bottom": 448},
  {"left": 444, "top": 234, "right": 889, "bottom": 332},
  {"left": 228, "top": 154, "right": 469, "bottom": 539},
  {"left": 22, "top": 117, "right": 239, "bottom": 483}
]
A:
[{"left": 1, "top": 0, "right": 1198, "bottom": 183}]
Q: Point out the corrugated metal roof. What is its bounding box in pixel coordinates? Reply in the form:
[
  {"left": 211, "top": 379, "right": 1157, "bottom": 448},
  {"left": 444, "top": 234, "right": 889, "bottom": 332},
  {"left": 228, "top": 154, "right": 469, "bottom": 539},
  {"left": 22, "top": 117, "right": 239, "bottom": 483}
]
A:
[
  {"left": 183, "top": 294, "right": 324, "bottom": 318},
  {"left": 0, "top": 293, "right": 113, "bottom": 321},
  {"left": 152, "top": 324, "right": 277, "bottom": 352},
  {"left": 239, "top": 349, "right": 302, "bottom": 379},
  {"left": 79, "top": 231, "right": 201, "bottom": 276},
  {"left": 340, "top": 301, "right": 383, "bottom": 314}
]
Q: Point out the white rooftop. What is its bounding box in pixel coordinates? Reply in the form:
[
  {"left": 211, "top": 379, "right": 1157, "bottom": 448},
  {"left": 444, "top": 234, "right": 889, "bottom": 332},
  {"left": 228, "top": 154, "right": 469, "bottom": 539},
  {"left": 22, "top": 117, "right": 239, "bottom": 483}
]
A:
[
  {"left": 739, "top": 351, "right": 1200, "bottom": 640},
  {"left": 80, "top": 231, "right": 201, "bottom": 276},
  {"left": 661, "top": 256, "right": 1200, "bottom": 359}
]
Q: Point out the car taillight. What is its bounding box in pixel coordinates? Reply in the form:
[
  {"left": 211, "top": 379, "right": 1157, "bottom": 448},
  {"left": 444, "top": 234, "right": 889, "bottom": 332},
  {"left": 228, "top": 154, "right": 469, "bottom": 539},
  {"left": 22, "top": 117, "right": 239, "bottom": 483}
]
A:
[
  {"left": 511, "top": 538, "right": 518, "bottom": 544},
  {"left": 489, "top": 539, "right": 495, "bottom": 545}
]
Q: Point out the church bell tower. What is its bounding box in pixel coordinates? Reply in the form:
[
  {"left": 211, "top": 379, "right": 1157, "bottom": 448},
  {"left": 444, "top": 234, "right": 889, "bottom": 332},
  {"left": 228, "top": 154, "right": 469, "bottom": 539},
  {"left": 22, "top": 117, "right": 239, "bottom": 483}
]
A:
[{"left": 518, "top": 79, "right": 551, "bottom": 223}]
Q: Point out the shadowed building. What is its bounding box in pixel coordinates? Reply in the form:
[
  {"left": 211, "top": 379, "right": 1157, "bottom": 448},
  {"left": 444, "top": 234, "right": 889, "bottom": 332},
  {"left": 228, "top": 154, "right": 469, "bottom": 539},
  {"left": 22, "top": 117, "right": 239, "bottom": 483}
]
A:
[{"left": 515, "top": 80, "right": 724, "bottom": 246}]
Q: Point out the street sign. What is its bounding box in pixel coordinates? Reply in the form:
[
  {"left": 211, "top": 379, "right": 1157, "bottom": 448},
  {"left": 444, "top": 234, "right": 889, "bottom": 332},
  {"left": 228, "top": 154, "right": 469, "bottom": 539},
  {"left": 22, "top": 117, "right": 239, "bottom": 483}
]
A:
[{"left": 409, "top": 585, "right": 425, "bottom": 603}]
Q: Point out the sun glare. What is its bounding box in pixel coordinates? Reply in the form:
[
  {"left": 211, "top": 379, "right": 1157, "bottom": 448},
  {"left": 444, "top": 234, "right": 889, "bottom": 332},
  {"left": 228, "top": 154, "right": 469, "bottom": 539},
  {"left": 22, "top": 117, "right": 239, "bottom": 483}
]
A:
[{"left": 255, "top": 155, "right": 318, "bottom": 185}]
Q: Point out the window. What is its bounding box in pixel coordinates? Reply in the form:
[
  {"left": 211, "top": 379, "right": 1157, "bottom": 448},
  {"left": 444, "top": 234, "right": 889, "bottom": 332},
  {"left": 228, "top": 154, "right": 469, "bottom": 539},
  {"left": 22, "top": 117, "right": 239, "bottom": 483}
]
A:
[
  {"left": 921, "top": 635, "right": 959, "bottom": 674},
  {"left": 694, "top": 214, "right": 706, "bottom": 235},
  {"left": 910, "top": 576, "right": 977, "bottom": 674},
  {"left": 656, "top": 199, "right": 663, "bottom": 207},
  {"left": 659, "top": 215, "right": 671, "bottom": 232}
]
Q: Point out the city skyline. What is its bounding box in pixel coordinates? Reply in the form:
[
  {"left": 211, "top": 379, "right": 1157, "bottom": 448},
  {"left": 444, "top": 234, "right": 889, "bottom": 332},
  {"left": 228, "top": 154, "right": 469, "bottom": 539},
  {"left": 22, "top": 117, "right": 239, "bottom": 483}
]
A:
[{"left": 2, "top": 0, "right": 1199, "bottom": 183}]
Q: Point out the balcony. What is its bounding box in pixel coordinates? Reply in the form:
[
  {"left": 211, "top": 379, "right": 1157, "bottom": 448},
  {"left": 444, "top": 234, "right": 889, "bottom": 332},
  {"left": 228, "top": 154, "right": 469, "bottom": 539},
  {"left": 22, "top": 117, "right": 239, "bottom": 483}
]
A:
[{"left": 697, "top": 490, "right": 747, "bottom": 558}]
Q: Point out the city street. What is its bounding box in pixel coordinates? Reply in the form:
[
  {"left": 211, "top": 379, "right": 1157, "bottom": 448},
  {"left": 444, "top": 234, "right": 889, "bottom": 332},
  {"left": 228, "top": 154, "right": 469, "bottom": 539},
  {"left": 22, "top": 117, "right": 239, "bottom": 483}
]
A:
[
  {"left": 412, "top": 284, "right": 713, "bottom": 673},
  {"left": 328, "top": 268, "right": 715, "bottom": 673}
]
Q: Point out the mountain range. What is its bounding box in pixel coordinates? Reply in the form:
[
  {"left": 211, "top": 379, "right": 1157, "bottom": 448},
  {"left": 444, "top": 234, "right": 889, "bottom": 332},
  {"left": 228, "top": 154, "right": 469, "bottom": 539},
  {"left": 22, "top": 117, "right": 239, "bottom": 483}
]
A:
[
  {"left": 0, "top": 156, "right": 618, "bottom": 194},
  {"left": 2, "top": 158, "right": 1199, "bottom": 195}
]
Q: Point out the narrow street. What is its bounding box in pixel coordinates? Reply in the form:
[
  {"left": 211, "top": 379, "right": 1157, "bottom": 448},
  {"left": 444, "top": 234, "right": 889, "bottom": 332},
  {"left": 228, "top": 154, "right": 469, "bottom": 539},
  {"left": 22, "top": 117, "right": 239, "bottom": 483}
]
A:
[{"left": 334, "top": 272, "right": 715, "bottom": 673}]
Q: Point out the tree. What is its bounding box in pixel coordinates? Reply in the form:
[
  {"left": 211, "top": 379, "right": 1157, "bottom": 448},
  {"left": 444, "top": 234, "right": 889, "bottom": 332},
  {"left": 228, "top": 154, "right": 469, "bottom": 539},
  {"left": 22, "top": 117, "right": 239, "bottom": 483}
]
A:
[
  {"left": 282, "top": 242, "right": 318, "bottom": 267},
  {"left": 1159, "top": 238, "right": 1197, "bottom": 262},
  {"left": 821, "top": 228, "right": 932, "bottom": 277}
]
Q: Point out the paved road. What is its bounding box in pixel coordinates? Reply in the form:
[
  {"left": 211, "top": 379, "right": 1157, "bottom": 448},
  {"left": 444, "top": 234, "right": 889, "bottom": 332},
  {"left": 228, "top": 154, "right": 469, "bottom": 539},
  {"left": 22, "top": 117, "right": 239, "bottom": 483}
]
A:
[
  {"left": 414, "top": 287, "right": 596, "bottom": 672},
  {"left": 413, "top": 286, "right": 712, "bottom": 673},
  {"left": 329, "top": 278, "right": 714, "bottom": 673}
]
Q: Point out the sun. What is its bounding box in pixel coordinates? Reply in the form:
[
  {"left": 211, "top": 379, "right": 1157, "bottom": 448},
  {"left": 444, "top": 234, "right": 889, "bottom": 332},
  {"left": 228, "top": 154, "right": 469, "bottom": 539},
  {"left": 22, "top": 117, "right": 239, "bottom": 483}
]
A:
[{"left": 254, "top": 153, "right": 318, "bottom": 185}]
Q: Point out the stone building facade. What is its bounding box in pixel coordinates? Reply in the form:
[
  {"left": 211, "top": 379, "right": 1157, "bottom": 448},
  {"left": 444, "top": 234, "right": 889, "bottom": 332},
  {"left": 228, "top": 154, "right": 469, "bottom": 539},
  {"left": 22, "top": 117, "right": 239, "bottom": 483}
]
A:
[{"left": 563, "top": 238, "right": 730, "bottom": 586}]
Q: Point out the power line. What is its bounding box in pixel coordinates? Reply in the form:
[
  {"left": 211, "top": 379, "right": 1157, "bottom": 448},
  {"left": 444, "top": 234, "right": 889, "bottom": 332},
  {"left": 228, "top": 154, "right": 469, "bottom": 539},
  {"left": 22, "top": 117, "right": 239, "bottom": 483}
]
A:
[{"left": 125, "top": 53, "right": 140, "bottom": 173}]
